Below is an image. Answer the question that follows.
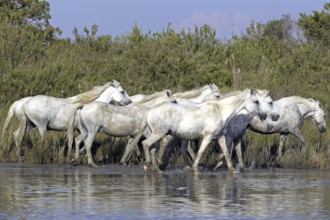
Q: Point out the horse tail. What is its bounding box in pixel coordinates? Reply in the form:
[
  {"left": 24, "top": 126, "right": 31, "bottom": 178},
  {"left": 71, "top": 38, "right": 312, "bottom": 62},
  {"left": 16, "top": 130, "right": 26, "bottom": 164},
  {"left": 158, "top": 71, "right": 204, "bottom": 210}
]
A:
[
  {"left": 66, "top": 103, "right": 84, "bottom": 156},
  {"left": 1, "top": 101, "right": 17, "bottom": 147}
]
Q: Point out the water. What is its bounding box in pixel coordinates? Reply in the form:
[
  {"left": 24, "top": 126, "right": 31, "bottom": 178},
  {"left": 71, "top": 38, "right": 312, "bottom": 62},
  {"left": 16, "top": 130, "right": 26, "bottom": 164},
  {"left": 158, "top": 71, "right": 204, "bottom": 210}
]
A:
[{"left": 0, "top": 163, "right": 330, "bottom": 219}]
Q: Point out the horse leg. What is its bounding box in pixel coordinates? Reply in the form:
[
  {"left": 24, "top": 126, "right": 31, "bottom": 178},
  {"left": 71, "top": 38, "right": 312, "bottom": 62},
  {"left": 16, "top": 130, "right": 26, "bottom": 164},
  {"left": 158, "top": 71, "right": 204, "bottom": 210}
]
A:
[
  {"left": 159, "top": 136, "right": 180, "bottom": 170},
  {"left": 217, "top": 136, "right": 236, "bottom": 173},
  {"left": 180, "top": 140, "right": 192, "bottom": 168},
  {"left": 187, "top": 141, "right": 196, "bottom": 161},
  {"left": 192, "top": 136, "right": 212, "bottom": 174},
  {"left": 277, "top": 134, "right": 287, "bottom": 159},
  {"left": 150, "top": 144, "right": 162, "bottom": 173},
  {"left": 157, "top": 135, "right": 173, "bottom": 165},
  {"left": 142, "top": 133, "right": 164, "bottom": 171},
  {"left": 74, "top": 131, "right": 88, "bottom": 160},
  {"left": 120, "top": 137, "right": 141, "bottom": 166},
  {"left": 120, "top": 137, "right": 140, "bottom": 166},
  {"left": 83, "top": 131, "right": 98, "bottom": 167},
  {"left": 234, "top": 139, "right": 245, "bottom": 169},
  {"left": 14, "top": 119, "right": 32, "bottom": 162}
]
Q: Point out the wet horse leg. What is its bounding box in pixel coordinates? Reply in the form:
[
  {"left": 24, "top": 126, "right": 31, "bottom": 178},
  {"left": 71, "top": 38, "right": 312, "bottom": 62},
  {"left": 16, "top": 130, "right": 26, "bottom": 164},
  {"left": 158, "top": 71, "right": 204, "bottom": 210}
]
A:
[
  {"left": 158, "top": 136, "right": 180, "bottom": 170},
  {"left": 217, "top": 136, "right": 236, "bottom": 173},
  {"left": 277, "top": 134, "right": 287, "bottom": 158},
  {"left": 142, "top": 133, "right": 165, "bottom": 171},
  {"left": 83, "top": 131, "right": 98, "bottom": 167},
  {"left": 180, "top": 140, "right": 193, "bottom": 167},
  {"left": 192, "top": 136, "right": 212, "bottom": 174},
  {"left": 14, "top": 118, "right": 33, "bottom": 162},
  {"left": 234, "top": 139, "right": 245, "bottom": 169}
]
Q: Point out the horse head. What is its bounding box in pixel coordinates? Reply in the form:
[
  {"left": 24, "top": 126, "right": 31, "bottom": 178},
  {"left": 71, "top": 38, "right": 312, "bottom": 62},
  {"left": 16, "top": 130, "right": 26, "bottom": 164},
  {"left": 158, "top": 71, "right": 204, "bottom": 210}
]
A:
[
  {"left": 255, "top": 89, "right": 280, "bottom": 122},
  {"left": 310, "top": 100, "right": 327, "bottom": 133},
  {"left": 245, "top": 89, "right": 267, "bottom": 121},
  {"left": 100, "top": 80, "right": 132, "bottom": 105}
]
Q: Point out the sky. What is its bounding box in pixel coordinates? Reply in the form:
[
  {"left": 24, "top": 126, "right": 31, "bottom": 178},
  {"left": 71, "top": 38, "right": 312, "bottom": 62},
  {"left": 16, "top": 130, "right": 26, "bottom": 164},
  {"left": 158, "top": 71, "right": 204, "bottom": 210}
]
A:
[{"left": 48, "top": 0, "right": 328, "bottom": 39}]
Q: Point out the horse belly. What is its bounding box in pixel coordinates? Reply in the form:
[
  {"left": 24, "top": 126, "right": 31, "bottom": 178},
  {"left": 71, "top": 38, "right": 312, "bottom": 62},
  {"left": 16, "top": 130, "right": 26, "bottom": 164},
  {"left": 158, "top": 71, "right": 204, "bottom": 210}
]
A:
[
  {"left": 101, "top": 115, "right": 140, "bottom": 137},
  {"left": 173, "top": 119, "right": 204, "bottom": 140}
]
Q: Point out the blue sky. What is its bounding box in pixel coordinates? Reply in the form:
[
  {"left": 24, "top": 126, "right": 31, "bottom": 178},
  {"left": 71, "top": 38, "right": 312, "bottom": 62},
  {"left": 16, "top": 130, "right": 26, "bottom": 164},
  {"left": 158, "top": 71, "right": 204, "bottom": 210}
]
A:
[{"left": 48, "top": 0, "right": 328, "bottom": 39}]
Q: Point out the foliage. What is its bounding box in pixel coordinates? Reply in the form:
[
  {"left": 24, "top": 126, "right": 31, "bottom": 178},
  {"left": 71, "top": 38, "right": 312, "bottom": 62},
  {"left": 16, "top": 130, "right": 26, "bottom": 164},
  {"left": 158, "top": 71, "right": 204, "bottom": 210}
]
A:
[
  {"left": 0, "top": 1, "right": 330, "bottom": 168},
  {"left": 298, "top": 2, "right": 330, "bottom": 46}
]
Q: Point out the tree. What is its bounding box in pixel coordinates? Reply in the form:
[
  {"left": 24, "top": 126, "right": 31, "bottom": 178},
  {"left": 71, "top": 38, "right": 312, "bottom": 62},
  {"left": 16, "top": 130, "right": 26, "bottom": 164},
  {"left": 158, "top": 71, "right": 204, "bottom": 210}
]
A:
[
  {"left": 298, "top": 2, "right": 330, "bottom": 45},
  {"left": 0, "top": 0, "right": 60, "bottom": 41}
]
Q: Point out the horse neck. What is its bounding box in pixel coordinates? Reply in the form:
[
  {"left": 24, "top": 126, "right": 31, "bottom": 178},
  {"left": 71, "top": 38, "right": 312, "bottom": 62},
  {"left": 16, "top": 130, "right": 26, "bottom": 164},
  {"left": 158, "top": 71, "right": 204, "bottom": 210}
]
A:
[
  {"left": 135, "top": 93, "right": 167, "bottom": 107},
  {"left": 94, "top": 87, "right": 116, "bottom": 103},
  {"left": 294, "top": 99, "right": 316, "bottom": 119},
  {"left": 174, "top": 86, "right": 210, "bottom": 101},
  {"left": 188, "top": 90, "right": 212, "bottom": 103},
  {"left": 69, "top": 83, "right": 112, "bottom": 104},
  {"left": 211, "top": 92, "right": 248, "bottom": 122}
]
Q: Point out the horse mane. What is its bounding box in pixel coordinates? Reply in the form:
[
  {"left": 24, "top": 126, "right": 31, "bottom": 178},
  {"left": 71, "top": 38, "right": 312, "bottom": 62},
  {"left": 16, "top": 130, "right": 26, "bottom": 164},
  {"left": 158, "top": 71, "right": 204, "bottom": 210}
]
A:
[
  {"left": 174, "top": 84, "right": 219, "bottom": 99},
  {"left": 135, "top": 90, "right": 170, "bottom": 104},
  {"left": 73, "top": 82, "right": 112, "bottom": 104},
  {"left": 217, "top": 89, "right": 251, "bottom": 100},
  {"left": 254, "top": 89, "right": 270, "bottom": 97}
]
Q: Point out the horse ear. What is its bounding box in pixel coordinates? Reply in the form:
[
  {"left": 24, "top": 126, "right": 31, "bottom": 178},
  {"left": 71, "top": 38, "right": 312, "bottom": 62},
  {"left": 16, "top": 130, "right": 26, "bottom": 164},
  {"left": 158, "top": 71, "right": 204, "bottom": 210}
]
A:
[
  {"left": 110, "top": 80, "right": 120, "bottom": 88},
  {"left": 166, "top": 90, "right": 173, "bottom": 97}
]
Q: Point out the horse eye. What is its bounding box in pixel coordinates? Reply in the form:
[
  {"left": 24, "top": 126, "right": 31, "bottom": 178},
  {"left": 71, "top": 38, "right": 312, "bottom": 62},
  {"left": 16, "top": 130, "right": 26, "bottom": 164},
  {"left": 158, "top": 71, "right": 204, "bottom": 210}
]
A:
[
  {"left": 254, "top": 100, "right": 259, "bottom": 104},
  {"left": 269, "top": 101, "right": 273, "bottom": 105}
]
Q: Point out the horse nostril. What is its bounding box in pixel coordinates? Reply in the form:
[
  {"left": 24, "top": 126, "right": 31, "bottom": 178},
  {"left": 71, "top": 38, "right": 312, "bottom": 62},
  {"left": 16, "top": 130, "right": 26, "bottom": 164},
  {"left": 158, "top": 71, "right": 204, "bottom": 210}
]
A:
[{"left": 273, "top": 114, "right": 280, "bottom": 121}]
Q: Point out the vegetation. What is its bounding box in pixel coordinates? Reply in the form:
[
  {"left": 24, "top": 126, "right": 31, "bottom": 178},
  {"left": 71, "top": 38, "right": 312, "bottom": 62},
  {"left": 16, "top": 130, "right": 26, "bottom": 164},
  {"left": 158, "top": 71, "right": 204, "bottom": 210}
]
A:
[{"left": 0, "top": 0, "right": 329, "bottom": 169}]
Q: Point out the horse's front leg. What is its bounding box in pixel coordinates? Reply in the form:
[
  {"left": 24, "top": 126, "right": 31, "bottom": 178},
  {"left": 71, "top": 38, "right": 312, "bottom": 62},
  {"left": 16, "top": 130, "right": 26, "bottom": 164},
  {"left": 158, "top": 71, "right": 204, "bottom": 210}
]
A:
[
  {"left": 217, "top": 136, "right": 236, "bottom": 173},
  {"left": 150, "top": 145, "right": 162, "bottom": 173},
  {"left": 234, "top": 139, "right": 245, "bottom": 169},
  {"left": 192, "top": 136, "right": 212, "bottom": 174},
  {"left": 277, "top": 134, "right": 287, "bottom": 159}
]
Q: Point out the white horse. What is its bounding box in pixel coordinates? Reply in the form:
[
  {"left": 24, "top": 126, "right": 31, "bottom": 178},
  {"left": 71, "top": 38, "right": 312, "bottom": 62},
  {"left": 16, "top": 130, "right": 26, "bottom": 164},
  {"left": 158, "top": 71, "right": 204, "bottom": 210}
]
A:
[
  {"left": 120, "top": 84, "right": 222, "bottom": 165},
  {"left": 2, "top": 80, "right": 131, "bottom": 161},
  {"left": 66, "top": 90, "right": 177, "bottom": 167},
  {"left": 1, "top": 96, "right": 32, "bottom": 153},
  {"left": 248, "top": 96, "right": 327, "bottom": 158},
  {"left": 129, "top": 83, "right": 220, "bottom": 103},
  {"left": 160, "top": 89, "right": 280, "bottom": 171},
  {"left": 141, "top": 89, "right": 268, "bottom": 174}
]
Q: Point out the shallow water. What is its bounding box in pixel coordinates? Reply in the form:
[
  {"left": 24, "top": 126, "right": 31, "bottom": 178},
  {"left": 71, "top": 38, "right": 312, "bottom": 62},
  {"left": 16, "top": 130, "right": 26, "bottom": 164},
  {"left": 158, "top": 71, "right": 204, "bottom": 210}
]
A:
[{"left": 0, "top": 163, "right": 330, "bottom": 219}]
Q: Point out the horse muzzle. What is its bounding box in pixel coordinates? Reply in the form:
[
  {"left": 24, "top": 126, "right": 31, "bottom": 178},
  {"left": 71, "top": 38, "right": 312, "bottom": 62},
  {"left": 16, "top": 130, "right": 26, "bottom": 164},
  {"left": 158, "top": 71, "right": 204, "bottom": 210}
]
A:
[
  {"left": 319, "top": 125, "right": 327, "bottom": 133},
  {"left": 271, "top": 114, "right": 280, "bottom": 122},
  {"left": 259, "top": 112, "right": 267, "bottom": 121}
]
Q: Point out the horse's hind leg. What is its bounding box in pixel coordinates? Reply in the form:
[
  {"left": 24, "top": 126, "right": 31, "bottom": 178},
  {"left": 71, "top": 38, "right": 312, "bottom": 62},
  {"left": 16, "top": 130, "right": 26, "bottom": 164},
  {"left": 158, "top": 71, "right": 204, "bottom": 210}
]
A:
[
  {"left": 180, "top": 140, "right": 193, "bottom": 168},
  {"left": 75, "top": 131, "right": 88, "bottom": 160},
  {"left": 83, "top": 131, "right": 98, "bottom": 167},
  {"left": 192, "top": 136, "right": 212, "bottom": 174},
  {"left": 142, "top": 133, "right": 164, "bottom": 171},
  {"left": 14, "top": 119, "right": 32, "bottom": 162},
  {"left": 120, "top": 138, "right": 138, "bottom": 166},
  {"left": 277, "top": 134, "right": 287, "bottom": 158}
]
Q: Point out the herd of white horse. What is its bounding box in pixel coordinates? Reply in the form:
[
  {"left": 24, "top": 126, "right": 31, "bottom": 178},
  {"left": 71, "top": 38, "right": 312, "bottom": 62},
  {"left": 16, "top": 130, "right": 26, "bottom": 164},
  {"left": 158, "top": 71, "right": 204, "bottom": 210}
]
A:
[{"left": 1, "top": 80, "right": 327, "bottom": 174}]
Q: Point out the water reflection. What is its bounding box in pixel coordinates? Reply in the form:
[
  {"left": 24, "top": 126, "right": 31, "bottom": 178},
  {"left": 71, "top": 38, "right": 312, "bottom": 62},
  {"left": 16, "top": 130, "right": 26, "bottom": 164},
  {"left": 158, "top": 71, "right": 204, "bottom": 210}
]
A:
[{"left": 0, "top": 163, "right": 330, "bottom": 219}]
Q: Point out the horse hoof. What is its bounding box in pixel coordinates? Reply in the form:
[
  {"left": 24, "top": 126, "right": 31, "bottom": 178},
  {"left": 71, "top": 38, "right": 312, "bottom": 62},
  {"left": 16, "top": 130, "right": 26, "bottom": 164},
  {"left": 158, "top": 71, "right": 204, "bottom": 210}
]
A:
[
  {"left": 120, "top": 161, "right": 128, "bottom": 167},
  {"left": 183, "top": 166, "right": 191, "bottom": 171},
  {"left": 89, "top": 163, "right": 98, "bottom": 168},
  {"left": 154, "top": 168, "right": 163, "bottom": 174},
  {"left": 192, "top": 168, "right": 200, "bottom": 175},
  {"left": 143, "top": 162, "right": 150, "bottom": 171}
]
